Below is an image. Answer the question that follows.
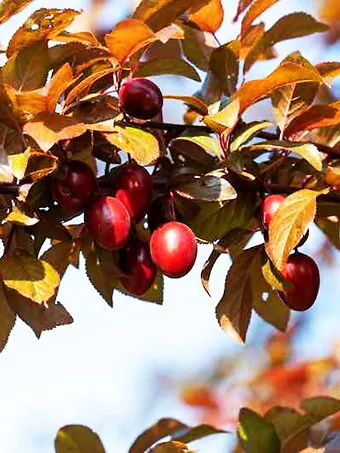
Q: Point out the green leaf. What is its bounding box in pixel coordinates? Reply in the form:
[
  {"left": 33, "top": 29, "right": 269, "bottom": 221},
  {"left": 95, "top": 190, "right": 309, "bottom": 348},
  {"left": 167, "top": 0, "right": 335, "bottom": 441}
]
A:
[
  {"left": 172, "top": 424, "right": 226, "bottom": 444},
  {"left": 216, "top": 246, "right": 259, "bottom": 343},
  {"left": 23, "top": 112, "right": 86, "bottom": 152},
  {"left": 133, "top": 0, "right": 210, "bottom": 32},
  {"left": 0, "top": 283, "right": 16, "bottom": 353},
  {"left": 230, "top": 121, "right": 273, "bottom": 151},
  {"left": 6, "top": 206, "right": 39, "bottom": 226},
  {"left": 267, "top": 189, "right": 328, "bottom": 270},
  {"left": 163, "top": 95, "right": 208, "bottom": 115},
  {"left": 104, "top": 125, "right": 160, "bottom": 165},
  {"left": 203, "top": 98, "right": 240, "bottom": 133},
  {"left": 248, "top": 141, "right": 322, "bottom": 171},
  {"left": 0, "top": 0, "right": 34, "bottom": 26},
  {"left": 129, "top": 418, "right": 188, "bottom": 453},
  {"left": 7, "top": 8, "right": 81, "bottom": 57},
  {"left": 85, "top": 246, "right": 117, "bottom": 306},
  {"left": 265, "top": 397, "right": 340, "bottom": 451},
  {"left": 238, "top": 408, "right": 281, "bottom": 453},
  {"left": 244, "top": 13, "right": 328, "bottom": 73},
  {"left": 251, "top": 246, "right": 290, "bottom": 331},
  {"left": 171, "top": 132, "right": 222, "bottom": 158},
  {"left": 0, "top": 250, "right": 60, "bottom": 305},
  {"left": 134, "top": 58, "right": 201, "bottom": 81},
  {"left": 55, "top": 425, "right": 105, "bottom": 453},
  {"left": 174, "top": 173, "right": 237, "bottom": 202},
  {"left": 105, "top": 18, "right": 156, "bottom": 64},
  {"left": 2, "top": 41, "right": 50, "bottom": 90},
  {"left": 271, "top": 52, "right": 321, "bottom": 135},
  {"left": 209, "top": 40, "right": 239, "bottom": 96}
]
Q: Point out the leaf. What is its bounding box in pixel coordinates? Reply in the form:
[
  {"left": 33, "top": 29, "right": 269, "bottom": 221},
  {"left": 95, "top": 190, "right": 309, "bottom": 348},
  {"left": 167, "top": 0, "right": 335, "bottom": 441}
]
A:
[
  {"left": 104, "top": 125, "right": 160, "bottom": 165},
  {"left": 230, "top": 121, "right": 273, "bottom": 151},
  {"left": 244, "top": 13, "right": 328, "bottom": 73},
  {"left": 117, "top": 267, "right": 164, "bottom": 305},
  {"left": 47, "top": 63, "right": 73, "bottom": 113},
  {"left": 55, "top": 425, "right": 105, "bottom": 453},
  {"left": 0, "top": 250, "right": 60, "bottom": 306},
  {"left": 172, "top": 425, "right": 226, "bottom": 444},
  {"left": 188, "top": 0, "right": 224, "bottom": 33},
  {"left": 6, "top": 206, "right": 39, "bottom": 226},
  {"left": 7, "top": 8, "right": 81, "bottom": 57},
  {"left": 267, "top": 189, "right": 328, "bottom": 270},
  {"left": 261, "top": 255, "right": 292, "bottom": 291},
  {"left": 150, "top": 442, "right": 192, "bottom": 453},
  {"left": 316, "top": 61, "right": 340, "bottom": 80},
  {"left": 9, "top": 147, "right": 31, "bottom": 180},
  {"left": 240, "top": 22, "right": 278, "bottom": 61},
  {"left": 23, "top": 112, "right": 86, "bottom": 152},
  {"left": 174, "top": 174, "right": 237, "bottom": 202},
  {"left": 163, "top": 95, "right": 208, "bottom": 115},
  {"left": 181, "top": 24, "right": 214, "bottom": 72},
  {"left": 234, "top": 62, "right": 324, "bottom": 116},
  {"left": 238, "top": 408, "right": 281, "bottom": 453},
  {"left": 41, "top": 241, "right": 74, "bottom": 275},
  {"left": 129, "top": 418, "right": 188, "bottom": 453},
  {"left": 271, "top": 52, "right": 321, "bottom": 134},
  {"left": 248, "top": 141, "right": 323, "bottom": 171},
  {"left": 315, "top": 216, "right": 340, "bottom": 249},
  {"left": 0, "top": 283, "right": 16, "bottom": 353},
  {"left": 209, "top": 40, "right": 239, "bottom": 96},
  {"left": 105, "top": 19, "right": 156, "bottom": 64},
  {"left": 265, "top": 397, "right": 340, "bottom": 450},
  {"left": 241, "top": 0, "right": 279, "bottom": 40},
  {"left": 85, "top": 246, "right": 117, "bottom": 306},
  {"left": 7, "top": 290, "right": 73, "bottom": 337},
  {"left": 134, "top": 58, "right": 200, "bottom": 81},
  {"left": 216, "top": 246, "right": 259, "bottom": 343},
  {"left": 16, "top": 91, "right": 47, "bottom": 115},
  {"left": 233, "top": 0, "right": 254, "bottom": 22},
  {"left": 2, "top": 41, "right": 50, "bottom": 90},
  {"left": 171, "top": 131, "right": 223, "bottom": 158},
  {"left": 133, "top": 0, "right": 210, "bottom": 32},
  {"left": 65, "top": 67, "right": 118, "bottom": 106},
  {"left": 0, "top": 0, "right": 33, "bottom": 26},
  {"left": 203, "top": 98, "right": 240, "bottom": 134}
]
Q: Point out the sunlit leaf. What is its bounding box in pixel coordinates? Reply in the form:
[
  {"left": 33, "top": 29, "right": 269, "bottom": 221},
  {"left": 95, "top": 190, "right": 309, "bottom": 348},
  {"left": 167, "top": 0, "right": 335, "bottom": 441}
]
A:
[
  {"left": 47, "top": 63, "right": 73, "bottom": 113},
  {"left": 241, "top": 0, "right": 279, "bottom": 40},
  {"left": 149, "top": 441, "right": 193, "bottom": 452},
  {"left": 133, "top": 0, "right": 210, "bottom": 32},
  {"left": 216, "top": 246, "right": 260, "bottom": 343},
  {"left": 0, "top": 250, "right": 60, "bottom": 306},
  {"left": 209, "top": 40, "right": 239, "bottom": 96},
  {"left": 233, "top": 0, "right": 254, "bottom": 22},
  {"left": 134, "top": 58, "right": 200, "bottom": 81},
  {"left": 240, "top": 22, "right": 278, "bottom": 61},
  {"left": 105, "top": 19, "right": 157, "bottom": 64},
  {"left": 129, "top": 418, "right": 188, "bottom": 453},
  {"left": 53, "top": 30, "right": 100, "bottom": 46},
  {"left": 203, "top": 98, "right": 240, "bottom": 133},
  {"left": 171, "top": 132, "right": 222, "bottom": 158},
  {"left": 55, "top": 425, "right": 105, "bottom": 453},
  {"left": 23, "top": 112, "right": 86, "bottom": 152},
  {"left": 267, "top": 189, "right": 329, "bottom": 270},
  {"left": 188, "top": 0, "right": 224, "bottom": 33},
  {"left": 9, "top": 147, "right": 29, "bottom": 180},
  {"left": 6, "top": 206, "right": 39, "bottom": 226},
  {"left": 316, "top": 61, "right": 340, "bottom": 80},
  {"left": 238, "top": 408, "right": 281, "bottom": 453},
  {"left": 0, "top": 0, "right": 33, "bottom": 26},
  {"left": 230, "top": 121, "right": 273, "bottom": 151},
  {"left": 174, "top": 173, "right": 237, "bottom": 202},
  {"left": 0, "top": 283, "right": 16, "bottom": 353},
  {"left": 16, "top": 91, "right": 47, "bottom": 115},
  {"left": 7, "top": 8, "right": 80, "bottom": 57},
  {"left": 248, "top": 141, "right": 323, "bottom": 171},
  {"left": 244, "top": 13, "right": 328, "bottom": 73},
  {"left": 104, "top": 125, "right": 160, "bottom": 165}
]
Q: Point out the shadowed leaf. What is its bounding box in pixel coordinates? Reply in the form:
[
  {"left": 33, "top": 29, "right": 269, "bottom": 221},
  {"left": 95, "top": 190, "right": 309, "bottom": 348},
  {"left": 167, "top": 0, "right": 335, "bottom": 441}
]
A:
[
  {"left": 172, "top": 425, "right": 226, "bottom": 443},
  {"left": 210, "top": 40, "right": 239, "bottom": 96},
  {"left": 174, "top": 173, "right": 237, "bottom": 202},
  {"left": 230, "top": 121, "right": 272, "bottom": 151},
  {"left": 55, "top": 425, "right": 105, "bottom": 453},
  {"left": 0, "top": 283, "right": 16, "bottom": 352},
  {"left": 150, "top": 441, "right": 193, "bottom": 452},
  {"left": 134, "top": 58, "right": 200, "bottom": 81},
  {"left": 267, "top": 189, "right": 328, "bottom": 270},
  {"left": 181, "top": 24, "right": 214, "bottom": 72}
]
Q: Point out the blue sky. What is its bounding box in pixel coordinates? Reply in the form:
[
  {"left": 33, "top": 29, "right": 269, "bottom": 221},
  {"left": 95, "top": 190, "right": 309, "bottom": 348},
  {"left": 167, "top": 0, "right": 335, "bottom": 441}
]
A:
[{"left": 1, "top": 1, "right": 340, "bottom": 452}]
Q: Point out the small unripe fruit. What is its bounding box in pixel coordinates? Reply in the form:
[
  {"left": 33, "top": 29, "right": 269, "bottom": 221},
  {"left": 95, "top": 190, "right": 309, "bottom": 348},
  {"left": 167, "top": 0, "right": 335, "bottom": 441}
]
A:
[
  {"left": 119, "top": 239, "right": 157, "bottom": 295},
  {"left": 150, "top": 221, "right": 197, "bottom": 278},
  {"left": 261, "top": 194, "right": 286, "bottom": 229},
  {"left": 278, "top": 253, "right": 320, "bottom": 311},
  {"left": 119, "top": 77, "right": 163, "bottom": 120},
  {"left": 114, "top": 161, "right": 152, "bottom": 223},
  {"left": 85, "top": 196, "right": 131, "bottom": 251},
  {"left": 51, "top": 160, "right": 97, "bottom": 213}
]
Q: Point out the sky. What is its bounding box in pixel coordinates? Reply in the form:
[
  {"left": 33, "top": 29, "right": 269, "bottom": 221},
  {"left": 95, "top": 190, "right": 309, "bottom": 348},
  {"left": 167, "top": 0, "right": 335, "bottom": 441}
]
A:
[{"left": 1, "top": 1, "right": 340, "bottom": 452}]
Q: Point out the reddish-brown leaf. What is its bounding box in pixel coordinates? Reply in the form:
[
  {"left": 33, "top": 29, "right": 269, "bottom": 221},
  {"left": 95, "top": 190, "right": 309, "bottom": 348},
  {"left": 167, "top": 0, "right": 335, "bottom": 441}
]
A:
[
  {"left": 0, "top": 0, "right": 33, "bottom": 26},
  {"left": 0, "top": 283, "right": 16, "bottom": 352},
  {"left": 105, "top": 19, "right": 157, "bottom": 64},
  {"left": 23, "top": 112, "right": 86, "bottom": 152},
  {"left": 240, "top": 22, "right": 278, "bottom": 61},
  {"left": 188, "top": 0, "right": 224, "bottom": 33},
  {"left": 7, "top": 8, "right": 80, "bottom": 57},
  {"left": 233, "top": 0, "right": 255, "bottom": 22},
  {"left": 46, "top": 63, "right": 73, "bottom": 113},
  {"left": 241, "top": 0, "right": 279, "bottom": 40}
]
